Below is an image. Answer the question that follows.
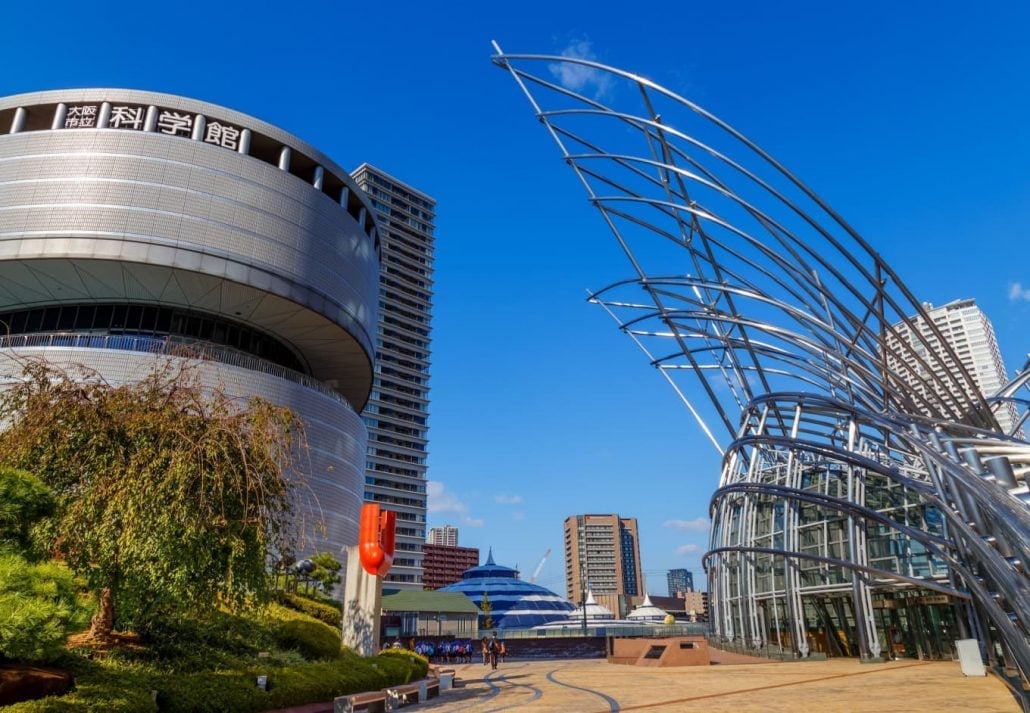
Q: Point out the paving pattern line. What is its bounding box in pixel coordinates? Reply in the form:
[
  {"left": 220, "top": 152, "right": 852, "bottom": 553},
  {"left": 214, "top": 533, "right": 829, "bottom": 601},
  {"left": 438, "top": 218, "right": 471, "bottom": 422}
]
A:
[
  {"left": 483, "top": 667, "right": 544, "bottom": 712},
  {"left": 592, "top": 660, "right": 934, "bottom": 712},
  {"left": 546, "top": 667, "right": 620, "bottom": 712},
  {"left": 478, "top": 668, "right": 504, "bottom": 704}
]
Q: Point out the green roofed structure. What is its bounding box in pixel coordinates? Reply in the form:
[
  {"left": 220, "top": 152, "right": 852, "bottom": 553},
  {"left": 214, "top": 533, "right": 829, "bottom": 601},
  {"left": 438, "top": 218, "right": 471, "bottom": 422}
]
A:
[{"left": 380, "top": 590, "right": 480, "bottom": 640}]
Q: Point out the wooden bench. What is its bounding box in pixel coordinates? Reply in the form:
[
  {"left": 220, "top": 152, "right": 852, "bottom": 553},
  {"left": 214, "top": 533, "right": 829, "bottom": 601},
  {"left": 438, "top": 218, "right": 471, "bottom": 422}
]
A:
[
  {"left": 385, "top": 682, "right": 421, "bottom": 710},
  {"left": 333, "top": 690, "right": 386, "bottom": 713}
]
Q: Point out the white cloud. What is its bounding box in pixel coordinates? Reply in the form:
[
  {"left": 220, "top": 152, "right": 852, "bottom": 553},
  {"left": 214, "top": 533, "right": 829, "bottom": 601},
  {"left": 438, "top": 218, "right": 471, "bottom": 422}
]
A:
[
  {"left": 676, "top": 544, "right": 702, "bottom": 556},
  {"left": 427, "top": 481, "right": 483, "bottom": 527},
  {"left": 512, "top": 511, "right": 526, "bottom": 522},
  {"left": 663, "top": 517, "right": 709, "bottom": 533},
  {"left": 548, "top": 38, "right": 613, "bottom": 99},
  {"left": 494, "top": 493, "right": 523, "bottom": 504},
  {"left": 1009, "top": 282, "right": 1030, "bottom": 301}
]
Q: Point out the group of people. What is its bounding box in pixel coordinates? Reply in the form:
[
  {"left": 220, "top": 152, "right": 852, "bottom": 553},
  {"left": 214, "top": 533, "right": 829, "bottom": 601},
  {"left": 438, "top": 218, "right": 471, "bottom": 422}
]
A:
[
  {"left": 382, "top": 632, "right": 509, "bottom": 668},
  {"left": 384, "top": 639, "right": 477, "bottom": 663}
]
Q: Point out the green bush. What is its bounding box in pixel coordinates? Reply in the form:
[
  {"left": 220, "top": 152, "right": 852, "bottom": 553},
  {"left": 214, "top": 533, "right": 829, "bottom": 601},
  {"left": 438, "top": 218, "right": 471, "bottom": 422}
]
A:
[
  {"left": 0, "top": 554, "right": 88, "bottom": 663},
  {"left": 274, "top": 619, "right": 341, "bottom": 661},
  {"left": 274, "top": 590, "right": 341, "bottom": 627},
  {"left": 2, "top": 598, "right": 427, "bottom": 713},
  {"left": 377, "top": 648, "right": 429, "bottom": 680},
  {"left": 3, "top": 658, "right": 158, "bottom": 712},
  {"left": 0, "top": 468, "right": 54, "bottom": 550}
]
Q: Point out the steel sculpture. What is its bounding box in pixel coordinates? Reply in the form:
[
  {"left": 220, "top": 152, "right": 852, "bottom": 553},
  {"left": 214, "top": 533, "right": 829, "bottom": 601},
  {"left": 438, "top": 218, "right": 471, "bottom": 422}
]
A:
[
  {"left": 358, "top": 502, "right": 397, "bottom": 577},
  {"left": 493, "top": 43, "right": 1030, "bottom": 703}
]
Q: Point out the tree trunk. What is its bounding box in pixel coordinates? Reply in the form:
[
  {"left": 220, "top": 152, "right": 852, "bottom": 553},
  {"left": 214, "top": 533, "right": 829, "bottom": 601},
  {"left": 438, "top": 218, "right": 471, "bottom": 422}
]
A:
[{"left": 89, "top": 587, "right": 114, "bottom": 640}]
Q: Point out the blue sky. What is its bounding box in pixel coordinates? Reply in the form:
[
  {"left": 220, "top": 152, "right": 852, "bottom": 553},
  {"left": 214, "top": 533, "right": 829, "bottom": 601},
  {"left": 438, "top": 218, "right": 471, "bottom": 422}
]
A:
[{"left": 4, "top": 1, "right": 1029, "bottom": 597}]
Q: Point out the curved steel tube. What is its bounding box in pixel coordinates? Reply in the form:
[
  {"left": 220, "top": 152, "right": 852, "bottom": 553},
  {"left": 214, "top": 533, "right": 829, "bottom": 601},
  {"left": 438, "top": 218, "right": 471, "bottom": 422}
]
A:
[{"left": 494, "top": 43, "right": 1030, "bottom": 703}]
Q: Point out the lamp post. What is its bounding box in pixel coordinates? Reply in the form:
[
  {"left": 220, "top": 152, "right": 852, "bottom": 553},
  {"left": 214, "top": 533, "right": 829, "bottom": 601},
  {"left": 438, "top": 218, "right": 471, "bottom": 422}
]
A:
[{"left": 581, "top": 583, "right": 587, "bottom": 635}]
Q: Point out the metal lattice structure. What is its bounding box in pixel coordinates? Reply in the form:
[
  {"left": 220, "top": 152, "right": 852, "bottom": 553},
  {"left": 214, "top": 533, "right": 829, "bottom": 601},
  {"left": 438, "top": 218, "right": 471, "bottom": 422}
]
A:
[{"left": 493, "top": 44, "right": 1030, "bottom": 702}]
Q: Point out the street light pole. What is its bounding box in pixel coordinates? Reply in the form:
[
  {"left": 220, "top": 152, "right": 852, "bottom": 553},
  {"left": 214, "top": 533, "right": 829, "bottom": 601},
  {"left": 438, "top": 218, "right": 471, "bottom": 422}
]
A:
[{"left": 581, "top": 583, "right": 587, "bottom": 634}]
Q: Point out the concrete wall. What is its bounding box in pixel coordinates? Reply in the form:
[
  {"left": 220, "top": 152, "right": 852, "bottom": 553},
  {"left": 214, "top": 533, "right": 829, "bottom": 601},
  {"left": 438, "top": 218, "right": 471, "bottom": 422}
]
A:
[{"left": 608, "top": 636, "right": 710, "bottom": 667}]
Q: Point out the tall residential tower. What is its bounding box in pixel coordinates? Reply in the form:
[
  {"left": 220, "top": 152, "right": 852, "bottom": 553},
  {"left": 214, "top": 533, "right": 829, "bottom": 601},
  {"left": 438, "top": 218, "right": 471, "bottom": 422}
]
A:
[
  {"left": 351, "top": 165, "right": 435, "bottom": 590},
  {"left": 885, "top": 299, "right": 1018, "bottom": 435},
  {"left": 564, "top": 514, "right": 643, "bottom": 603},
  {"left": 666, "top": 568, "right": 694, "bottom": 596}
]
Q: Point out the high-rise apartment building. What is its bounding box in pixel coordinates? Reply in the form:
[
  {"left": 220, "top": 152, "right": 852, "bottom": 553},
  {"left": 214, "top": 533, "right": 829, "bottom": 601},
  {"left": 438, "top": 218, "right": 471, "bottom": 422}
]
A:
[
  {"left": 422, "top": 543, "right": 479, "bottom": 589},
  {"left": 885, "top": 299, "right": 1018, "bottom": 434},
  {"left": 564, "top": 514, "right": 643, "bottom": 603},
  {"left": 351, "top": 164, "right": 435, "bottom": 590},
  {"left": 666, "top": 568, "right": 694, "bottom": 596},
  {"left": 428, "top": 525, "right": 458, "bottom": 547}
]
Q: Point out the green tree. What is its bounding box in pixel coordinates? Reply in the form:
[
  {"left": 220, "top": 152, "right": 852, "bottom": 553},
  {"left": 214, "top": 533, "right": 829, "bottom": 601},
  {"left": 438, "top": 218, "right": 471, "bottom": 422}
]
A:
[
  {"left": 480, "top": 592, "right": 494, "bottom": 631},
  {"left": 0, "top": 359, "right": 306, "bottom": 641},
  {"left": 309, "top": 552, "right": 342, "bottom": 595},
  {"left": 0, "top": 467, "right": 54, "bottom": 556},
  {"left": 0, "top": 471, "right": 87, "bottom": 663}
]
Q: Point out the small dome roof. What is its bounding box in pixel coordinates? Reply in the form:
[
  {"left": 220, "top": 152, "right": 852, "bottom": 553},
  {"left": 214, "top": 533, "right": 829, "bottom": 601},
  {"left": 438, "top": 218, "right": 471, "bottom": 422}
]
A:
[
  {"left": 627, "top": 593, "right": 669, "bottom": 621},
  {"left": 568, "top": 590, "right": 614, "bottom": 620}
]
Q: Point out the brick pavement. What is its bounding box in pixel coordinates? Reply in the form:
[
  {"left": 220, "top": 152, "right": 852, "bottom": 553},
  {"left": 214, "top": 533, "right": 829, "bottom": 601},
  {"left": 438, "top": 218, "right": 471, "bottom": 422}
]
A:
[{"left": 415, "top": 657, "right": 1020, "bottom": 712}]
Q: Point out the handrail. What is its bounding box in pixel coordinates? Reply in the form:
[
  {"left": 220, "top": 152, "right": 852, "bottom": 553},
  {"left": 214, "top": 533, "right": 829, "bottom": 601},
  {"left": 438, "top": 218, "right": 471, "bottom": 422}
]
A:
[{"left": 0, "top": 332, "right": 354, "bottom": 412}]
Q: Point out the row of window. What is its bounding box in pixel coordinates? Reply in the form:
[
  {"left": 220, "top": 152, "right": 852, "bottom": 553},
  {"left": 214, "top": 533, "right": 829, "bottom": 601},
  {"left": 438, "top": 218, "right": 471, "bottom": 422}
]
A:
[
  {"left": 364, "top": 476, "right": 426, "bottom": 494},
  {"left": 0, "top": 303, "right": 305, "bottom": 372},
  {"left": 362, "top": 170, "right": 434, "bottom": 212}
]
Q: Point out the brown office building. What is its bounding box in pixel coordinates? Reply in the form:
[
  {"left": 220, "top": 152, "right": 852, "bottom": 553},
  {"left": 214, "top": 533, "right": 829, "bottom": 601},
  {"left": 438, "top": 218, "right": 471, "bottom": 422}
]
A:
[
  {"left": 564, "top": 514, "right": 643, "bottom": 604},
  {"left": 422, "top": 543, "right": 479, "bottom": 590}
]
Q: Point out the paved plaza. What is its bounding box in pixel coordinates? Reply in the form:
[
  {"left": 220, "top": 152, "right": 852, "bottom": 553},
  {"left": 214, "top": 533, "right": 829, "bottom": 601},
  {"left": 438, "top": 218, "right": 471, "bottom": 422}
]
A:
[{"left": 420, "top": 657, "right": 1020, "bottom": 712}]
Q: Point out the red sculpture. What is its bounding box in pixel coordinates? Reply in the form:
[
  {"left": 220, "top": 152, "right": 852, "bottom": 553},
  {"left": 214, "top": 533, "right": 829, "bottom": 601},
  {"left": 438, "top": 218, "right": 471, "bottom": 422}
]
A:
[{"left": 358, "top": 503, "right": 396, "bottom": 577}]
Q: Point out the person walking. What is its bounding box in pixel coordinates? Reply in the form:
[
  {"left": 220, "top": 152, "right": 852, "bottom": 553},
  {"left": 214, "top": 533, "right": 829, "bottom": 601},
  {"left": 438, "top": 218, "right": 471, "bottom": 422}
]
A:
[
  {"left": 481, "top": 636, "right": 489, "bottom": 665},
  {"left": 489, "top": 632, "right": 501, "bottom": 670}
]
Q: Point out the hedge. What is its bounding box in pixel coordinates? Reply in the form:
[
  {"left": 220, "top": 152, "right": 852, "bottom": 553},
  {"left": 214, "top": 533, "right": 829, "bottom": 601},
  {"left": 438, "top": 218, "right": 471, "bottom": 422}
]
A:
[{"left": 274, "top": 591, "right": 341, "bottom": 628}]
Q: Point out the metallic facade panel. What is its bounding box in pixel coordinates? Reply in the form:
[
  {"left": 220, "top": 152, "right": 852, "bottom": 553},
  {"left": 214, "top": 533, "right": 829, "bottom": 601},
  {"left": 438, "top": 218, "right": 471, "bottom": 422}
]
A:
[{"left": 0, "top": 89, "right": 381, "bottom": 560}]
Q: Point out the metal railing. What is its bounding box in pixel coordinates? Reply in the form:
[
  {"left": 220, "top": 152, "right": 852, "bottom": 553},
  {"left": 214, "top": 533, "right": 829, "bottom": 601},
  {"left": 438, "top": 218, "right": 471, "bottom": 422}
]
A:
[
  {"left": 491, "top": 623, "right": 709, "bottom": 639},
  {"left": 0, "top": 332, "right": 354, "bottom": 412}
]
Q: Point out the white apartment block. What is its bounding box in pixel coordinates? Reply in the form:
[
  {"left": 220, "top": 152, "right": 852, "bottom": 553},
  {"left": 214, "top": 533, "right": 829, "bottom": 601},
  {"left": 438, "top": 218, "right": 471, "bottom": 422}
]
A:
[
  {"left": 885, "top": 299, "right": 1018, "bottom": 435},
  {"left": 428, "top": 525, "right": 458, "bottom": 547}
]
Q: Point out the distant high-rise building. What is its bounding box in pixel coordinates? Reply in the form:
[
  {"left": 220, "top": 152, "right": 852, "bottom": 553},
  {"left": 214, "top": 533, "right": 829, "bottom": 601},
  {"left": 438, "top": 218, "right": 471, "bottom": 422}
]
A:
[
  {"left": 885, "top": 299, "right": 1018, "bottom": 434},
  {"left": 422, "top": 543, "right": 479, "bottom": 590},
  {"left": 564, "top": 514, "right": 643, "bottom": 603},
  {"left": 428, "top": 525, "right": 458, "bottom": 547},
  {"left": 352, "top": 164, "right": 435, "bottom": 590},
  {"left": 667, "top": 568, "right": 694, "bottom": 596}
]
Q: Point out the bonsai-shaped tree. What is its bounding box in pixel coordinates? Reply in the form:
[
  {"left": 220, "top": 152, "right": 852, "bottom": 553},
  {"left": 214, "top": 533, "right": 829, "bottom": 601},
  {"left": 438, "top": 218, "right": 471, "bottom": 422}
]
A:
[{"left": 0, "top": 359, "right": 305, "bottom": 641}]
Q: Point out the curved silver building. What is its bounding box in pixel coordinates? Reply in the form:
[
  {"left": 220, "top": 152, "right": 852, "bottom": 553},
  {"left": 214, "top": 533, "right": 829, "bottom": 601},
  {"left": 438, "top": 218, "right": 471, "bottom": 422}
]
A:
[
  {"left": 0, "top": 89, "right": 380, "bottom": 556},
  {"left": 495, "top": 47, "right": 1030, "bottom": 707}
]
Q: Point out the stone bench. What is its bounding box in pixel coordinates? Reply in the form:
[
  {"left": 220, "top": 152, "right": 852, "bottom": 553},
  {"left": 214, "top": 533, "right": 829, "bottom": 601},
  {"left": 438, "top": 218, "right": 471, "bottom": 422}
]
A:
[{"left": 334, "top": 689, "right": 386, "bottom": 713}]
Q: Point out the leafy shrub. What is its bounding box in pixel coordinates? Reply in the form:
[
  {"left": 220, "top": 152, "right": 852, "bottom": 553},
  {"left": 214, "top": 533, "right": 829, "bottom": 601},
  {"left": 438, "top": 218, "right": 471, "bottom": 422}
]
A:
[
  {"left": 0, "top": 468, "right": 54, "bottom": 557},
  {"left": 3, "top": 599, "right": 427, "bottom": 713},
  {"left": 2, "top": 657, "right": 158, "bottom": 712},
  {"left": 274, "top": 619, "right": 341, "bottom": 661},
  {"left": 0, "top": 554, "right": 88, "bottom": 663},
  {"left": 377, "top": 647, "right": 429, "bottom": 680},
  {"left": 140, "top": 608, "right": 275, "bottom": 669},
  {"left": 274, "top": 590, "right": 341, "bottom": 627}
]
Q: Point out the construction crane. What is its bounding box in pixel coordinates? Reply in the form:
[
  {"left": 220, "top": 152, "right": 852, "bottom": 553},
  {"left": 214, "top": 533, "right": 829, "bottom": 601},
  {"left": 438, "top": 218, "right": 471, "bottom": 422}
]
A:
[{"left": 529, "top": 548, "right": 551, "bottom": 583}]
